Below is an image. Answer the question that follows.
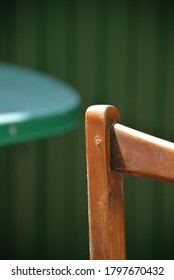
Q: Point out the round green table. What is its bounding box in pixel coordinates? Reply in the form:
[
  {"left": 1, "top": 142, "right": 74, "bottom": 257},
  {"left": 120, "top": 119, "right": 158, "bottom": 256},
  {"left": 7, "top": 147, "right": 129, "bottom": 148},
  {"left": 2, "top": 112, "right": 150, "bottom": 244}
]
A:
[{"left": 0, "top": 63, "right": 81, "bottom": 145}]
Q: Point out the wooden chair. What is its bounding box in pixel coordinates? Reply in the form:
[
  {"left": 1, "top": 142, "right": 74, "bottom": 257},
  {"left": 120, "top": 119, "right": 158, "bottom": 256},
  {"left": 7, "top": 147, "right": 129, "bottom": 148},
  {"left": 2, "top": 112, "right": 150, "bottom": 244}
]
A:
[{"left": 85, "top": 105, "right": 174, "bottom": 260}]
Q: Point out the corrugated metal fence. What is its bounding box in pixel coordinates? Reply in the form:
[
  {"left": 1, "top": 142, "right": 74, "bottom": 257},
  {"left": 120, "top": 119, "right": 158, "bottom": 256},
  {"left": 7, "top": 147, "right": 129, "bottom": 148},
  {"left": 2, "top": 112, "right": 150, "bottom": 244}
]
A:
[{"left": 0, "top": 0, "right": 174, "bottom": 259}]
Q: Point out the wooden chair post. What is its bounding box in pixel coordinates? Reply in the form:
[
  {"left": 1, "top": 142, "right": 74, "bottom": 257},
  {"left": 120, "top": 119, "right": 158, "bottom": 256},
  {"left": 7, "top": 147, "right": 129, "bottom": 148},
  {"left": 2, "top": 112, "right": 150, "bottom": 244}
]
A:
[{"left": 85, "top": 105, "right": 126, "bottom": 260}]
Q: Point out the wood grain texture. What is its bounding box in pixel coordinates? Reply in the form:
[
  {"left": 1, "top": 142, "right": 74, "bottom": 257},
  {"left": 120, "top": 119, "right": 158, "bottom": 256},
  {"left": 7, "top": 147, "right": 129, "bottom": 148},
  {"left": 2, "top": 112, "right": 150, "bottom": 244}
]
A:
[
  {"left": 85, "top": 105, "right": 126, "bottom": 260},
  {"left": 85, "top": 104, "right": 174, "bottom": 260},
  {"left": 113, "top": 124, "right": 174, "bottom": 182}
]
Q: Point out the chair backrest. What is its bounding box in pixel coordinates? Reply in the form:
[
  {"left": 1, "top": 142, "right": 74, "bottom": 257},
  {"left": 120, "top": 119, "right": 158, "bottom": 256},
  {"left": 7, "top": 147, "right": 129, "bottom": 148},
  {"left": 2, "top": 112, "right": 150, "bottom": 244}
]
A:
[{"left": 85, "top": 105, "right": 174, "bottom": 260}]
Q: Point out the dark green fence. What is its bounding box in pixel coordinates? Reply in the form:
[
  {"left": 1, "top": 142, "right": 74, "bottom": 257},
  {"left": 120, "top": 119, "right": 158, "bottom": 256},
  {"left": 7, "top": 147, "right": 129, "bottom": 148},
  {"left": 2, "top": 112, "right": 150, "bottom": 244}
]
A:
[{"left": 0, "top": 0, "right": 174, "bottom": 259}]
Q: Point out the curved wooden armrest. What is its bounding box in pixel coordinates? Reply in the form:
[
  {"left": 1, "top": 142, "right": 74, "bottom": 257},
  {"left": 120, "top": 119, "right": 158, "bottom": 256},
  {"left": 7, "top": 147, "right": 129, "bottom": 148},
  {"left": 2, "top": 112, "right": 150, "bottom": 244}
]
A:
[
  {"left": 85, "top": 104, "right": 174, "bottom": 260},
  {"left": 113, "top": 124, "right": 174, "bottom": 182}
]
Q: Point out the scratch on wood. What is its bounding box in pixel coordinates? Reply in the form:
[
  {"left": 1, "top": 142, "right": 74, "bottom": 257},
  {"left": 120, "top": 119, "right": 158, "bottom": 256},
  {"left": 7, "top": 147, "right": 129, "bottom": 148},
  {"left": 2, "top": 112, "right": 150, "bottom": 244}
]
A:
[
  {"left": 98, "top": 201, "right": 104, "bottom": 207},
  {"left": 156, "top": 149, "right": 164, "bottom": 161},
  {"left": 158, "top": 150, "right": 164, "bottom": 161}
]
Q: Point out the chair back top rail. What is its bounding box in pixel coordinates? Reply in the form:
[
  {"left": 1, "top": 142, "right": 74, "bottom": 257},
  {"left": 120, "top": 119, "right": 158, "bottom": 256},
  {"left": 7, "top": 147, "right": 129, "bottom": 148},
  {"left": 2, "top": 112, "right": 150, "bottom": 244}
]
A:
[{"left": 113, "top": 123, "right": 174, "bottom": 182}]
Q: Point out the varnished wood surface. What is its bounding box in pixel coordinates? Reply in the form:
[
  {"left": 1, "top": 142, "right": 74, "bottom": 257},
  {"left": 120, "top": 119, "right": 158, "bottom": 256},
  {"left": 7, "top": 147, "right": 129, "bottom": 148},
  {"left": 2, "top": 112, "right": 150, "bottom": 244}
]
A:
[
  {"left": 85, "top": 105, "right": 126, "bottom": 260},
  {"left": 113, "top": 124, "right": 174, "bottom": 182},
  {"left": 86, "top": 104, "right": 174, "bottom": 260}
]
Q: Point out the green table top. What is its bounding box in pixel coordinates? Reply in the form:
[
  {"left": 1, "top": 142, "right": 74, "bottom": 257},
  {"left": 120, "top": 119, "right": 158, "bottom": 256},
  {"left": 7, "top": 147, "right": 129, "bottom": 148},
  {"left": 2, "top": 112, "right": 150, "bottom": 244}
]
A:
[{"left": 0, "top": 63, "right": 81, "bottom": 146}]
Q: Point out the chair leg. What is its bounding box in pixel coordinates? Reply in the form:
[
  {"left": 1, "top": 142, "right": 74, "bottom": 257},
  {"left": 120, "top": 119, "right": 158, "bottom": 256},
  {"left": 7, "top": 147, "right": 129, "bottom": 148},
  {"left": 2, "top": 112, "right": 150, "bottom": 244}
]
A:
[{"left": 85, "top": 105, "right": 126, "bottom": 260}]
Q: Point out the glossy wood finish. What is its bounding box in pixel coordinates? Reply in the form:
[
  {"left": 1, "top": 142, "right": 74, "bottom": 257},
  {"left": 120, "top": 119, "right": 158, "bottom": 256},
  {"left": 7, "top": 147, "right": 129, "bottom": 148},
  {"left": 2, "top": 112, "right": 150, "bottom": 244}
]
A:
[
  {"left": 86, "top": 104, "right": 174, "bottom": 260},
  {"left": 85, "top": 105, "right": 126, "bottom": 260},
  {"left": 113, "top": 124, "right": 174, "bottom": 182}
]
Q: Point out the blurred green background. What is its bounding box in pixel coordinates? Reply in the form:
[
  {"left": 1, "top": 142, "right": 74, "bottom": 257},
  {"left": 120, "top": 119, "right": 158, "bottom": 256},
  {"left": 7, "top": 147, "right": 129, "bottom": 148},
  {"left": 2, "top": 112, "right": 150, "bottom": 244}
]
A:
[{"left": 0, "top": 0, "right": 174, "bottom": 259}]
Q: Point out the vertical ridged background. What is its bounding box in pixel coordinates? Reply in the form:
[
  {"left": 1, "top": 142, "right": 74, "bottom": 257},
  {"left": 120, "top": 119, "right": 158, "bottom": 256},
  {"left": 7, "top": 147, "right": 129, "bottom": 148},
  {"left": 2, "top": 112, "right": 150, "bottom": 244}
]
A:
[{"left": 0, "top": 0, "right": 174, "bottom": 259}]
